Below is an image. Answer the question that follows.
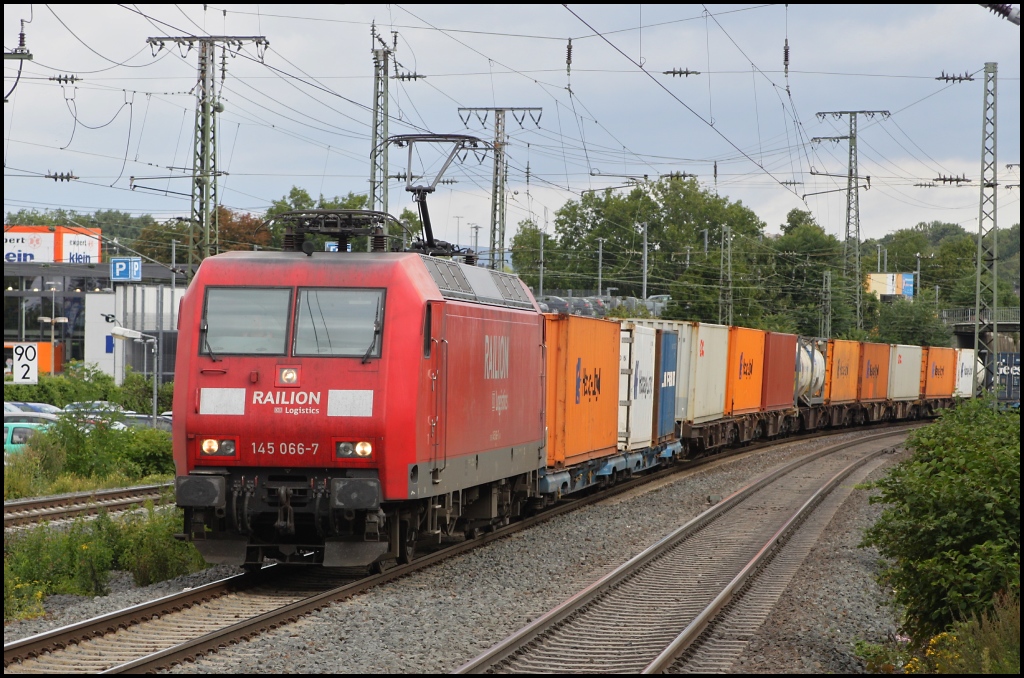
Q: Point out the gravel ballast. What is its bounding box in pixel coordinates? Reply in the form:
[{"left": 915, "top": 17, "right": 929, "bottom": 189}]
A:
[{"left": 4, "top": 432, "right": 906, "bottom": 673}]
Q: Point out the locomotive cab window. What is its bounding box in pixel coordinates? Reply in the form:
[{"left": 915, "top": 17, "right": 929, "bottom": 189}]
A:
[
  {"left": 294, "top": 288, "right": 385, "bottom": 358},
  {"left": 201, "top": 288, "right": 292, "bottom": 356}
]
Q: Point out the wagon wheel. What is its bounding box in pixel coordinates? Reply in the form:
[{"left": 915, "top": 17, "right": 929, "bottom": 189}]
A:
[{"left": 398, "top": 519, "right": 417, "bottom": 565}]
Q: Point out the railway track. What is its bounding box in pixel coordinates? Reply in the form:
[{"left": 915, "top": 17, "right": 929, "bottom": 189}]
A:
[
  {"left": 4, "top": 425, "right": 917, "bottom": 674},
  {"left": 3, "top": 484, "right": 174, "bottom": 528},
  {"left": 454, "top": 429, "right": 908, "bottom": 674}
]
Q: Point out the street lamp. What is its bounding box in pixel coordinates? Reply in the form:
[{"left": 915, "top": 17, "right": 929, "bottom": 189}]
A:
[
  {"left": 37, "top": 316, "right": 68, "bottom": 375},
  {"left": 111, "top": 326, "right": 159, "bottom": 425},
  {"left": 39, "top": 282, "right": 67, "bottom": 375}
]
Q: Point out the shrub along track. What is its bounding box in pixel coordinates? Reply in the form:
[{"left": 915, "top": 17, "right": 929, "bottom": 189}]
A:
[
  {"left": 3, "top": 484, "right": 173, "bottom": 528},
  {"left": 3, "top": 424, "right": 921, "bottom": 674}
]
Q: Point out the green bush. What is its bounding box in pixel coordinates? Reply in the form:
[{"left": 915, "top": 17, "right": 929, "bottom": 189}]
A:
[
  {"left": 3, "top": 415, "right": 174, "bottom": 500},
  {"left": 4, "top": 508, "right": 209, "bottom": 620},
  {"left": 5, "top": 517, "right": 115, "bottom": 597},
  {"left": 121, "top": 505, "right": 207, "bottom": 586},
  {"left": 3, "top": 360, "right": 173, "bottom": 413},
  {"left": 861, "top": 398, "right": 1020, "bottom": 642},
  {"left": 925, "top": 594, "right": 1020, "bottom": 674},
  {"left": 120, "top": 427, "right": 175, "bottom": 477},
  {"left": 3, "top": 362, "right": 116, "bottom": 407}
]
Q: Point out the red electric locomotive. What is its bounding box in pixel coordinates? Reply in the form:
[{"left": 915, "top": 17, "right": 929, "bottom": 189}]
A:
[{"left": 174, "top": 210, "right": 546, "bottom": 567}]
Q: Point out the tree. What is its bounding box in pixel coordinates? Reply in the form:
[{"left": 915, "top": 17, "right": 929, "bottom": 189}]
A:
[
  {"left": 264, "top": 187, "right": 369, "bottom": 250},
  {"left": 779, "top": 208, "right": 818, "bottom": 235},
  {"left": 509, "top": 219, "right": 543, "bottom": 289},
  {"left": 537, "top": 176, "right": 769, "bottom": 323},
  {"left": 217, "top": 207, "right": 270, "bottom": 252},
  {"left": 7, "top": 208, "right": 158, "bottom": 260},
  {"left": 874, "top": 298, "right": 952, "bottom": 346}
]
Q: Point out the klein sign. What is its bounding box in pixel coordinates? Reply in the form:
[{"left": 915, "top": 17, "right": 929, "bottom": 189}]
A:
[{"left": 3, "top": 225, "right": 101, "bottom": 263}]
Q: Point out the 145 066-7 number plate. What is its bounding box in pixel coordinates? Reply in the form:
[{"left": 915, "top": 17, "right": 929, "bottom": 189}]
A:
[{"left": 252, "top": 442, "right": 319, "bottom": 455}]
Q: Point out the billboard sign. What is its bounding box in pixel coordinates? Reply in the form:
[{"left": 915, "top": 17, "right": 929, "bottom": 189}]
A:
[
  {"left": 4, "top": 225, "right": 103, "bottom": 264},
  {"left": 866, "top": 272, "right": 915, "bottom": 299},
  {"left": 4, "top": 228, "right": 55, "bottom": 263},
  {"left": 61, "top": 231, "right": 101, "bottom": 263}
]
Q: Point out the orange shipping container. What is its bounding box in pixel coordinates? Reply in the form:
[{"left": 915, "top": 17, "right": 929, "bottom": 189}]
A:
[
  {"left": 544, "top": 314, "right": 620, "bottom": 469},
  {"left": 922, "top": 346, "right": 957, "bottom": 398},
  {"left": 726, "top": 326, "right": 766, "bottom": 415},
  {"left": 827, "top": 339, "right": 860, "bottom": 404},
  {"left": 858, "top": 342, "right": 890, "bottom": 402}
]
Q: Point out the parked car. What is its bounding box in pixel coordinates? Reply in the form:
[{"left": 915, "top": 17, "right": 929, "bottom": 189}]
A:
[
  {"left": 568, "top": 297, "right": 596, "bottom": 317},
  {"left": 646, "top": 294, "right": 672, "bottom": 316},
  {"left": 585, "top": 297, "right": 609, "bottom": 317},
  {"left": 619, "top": 297, "right": 644, "bottom": 314},
  {"left": 4, "top": 411, "right": 60, "bottom": 425},
  {"left": 9, "top": 401, "right": 62, "bottom": 415},
  {"left": 4, "top": 422, "right": 50, "bottom": 464},
  {"left": 123, "top": 414, "right": 173, "bottom": 432},
  {"left": 537, "top": 302, "right": 550, "bottom": 313},
  {"left": 64, "top": 401, "right": 133, "bottom": 415},
  {"left": 4, "top": 402, "right": 24, "bottom": 414},
  {"left": 537, "top": 295, "right": 571, "bottom": 314}
]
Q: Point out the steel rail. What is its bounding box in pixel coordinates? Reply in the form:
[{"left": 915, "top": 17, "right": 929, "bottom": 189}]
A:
[
  {"left": 4, "top": 483, "right": 173, "bottom": 527},
  {"left": 3, "top": 569, "right": 266, "bottom": 667},
  {"left": 5, "top": 424, "right": 919, "bottom": 673},
  {"left": 641, "top": 442, "right": 889, "bottom": 673},
  {"left": 453, "top": 427, "right": 915, "bottom": 674}
]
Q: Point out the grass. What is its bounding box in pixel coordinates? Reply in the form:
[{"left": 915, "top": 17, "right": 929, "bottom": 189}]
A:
[{"left": 4, "top": 506, "right": 209, "bottom": 621}]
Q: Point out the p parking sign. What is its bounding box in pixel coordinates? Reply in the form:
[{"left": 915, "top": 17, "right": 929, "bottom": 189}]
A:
[
  {"left": 12, "top": 343, "right": 38, "bottom": 384},
  {"left": 110, "top": 257, "right": 142, "bottom": 282}
]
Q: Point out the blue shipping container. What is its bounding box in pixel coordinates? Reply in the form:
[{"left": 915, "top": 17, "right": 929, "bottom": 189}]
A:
[
  {"left": 996, "top": 352, "right": 1020, "bottom": 402},
  {"left": 656, "top": 330, "right": 678, "bottom": 442}
]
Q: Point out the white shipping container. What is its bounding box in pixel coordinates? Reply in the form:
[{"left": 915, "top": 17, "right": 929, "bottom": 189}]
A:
[
  {"left": 618, "top": 323, "right": 656, "bottom": 451},
  {"left": 688, "top": 323, "right": 729, "bottom": 424},
  {"left": 954, "top": 348, "right": 979, "bottom": 398},
  {"left": 888, "top": 344, "right": 923, "bottom": 401},
  {"left": 626, "top": 319, "right": 694, "bottom": 423}
]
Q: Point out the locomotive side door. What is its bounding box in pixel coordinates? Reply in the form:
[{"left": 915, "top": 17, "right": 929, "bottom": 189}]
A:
[{"left": 427, "top": 300, "right": 447, "bottom": 483}]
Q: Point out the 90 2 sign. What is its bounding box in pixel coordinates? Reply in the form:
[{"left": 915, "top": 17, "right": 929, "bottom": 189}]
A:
[{"left": 12, "top": 343, "right": 39, "bottom": 385}]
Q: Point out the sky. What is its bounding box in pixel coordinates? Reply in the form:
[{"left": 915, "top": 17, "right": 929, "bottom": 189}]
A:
[{"left": 4, "top": 4, "right": 1021, "bottom": 253}]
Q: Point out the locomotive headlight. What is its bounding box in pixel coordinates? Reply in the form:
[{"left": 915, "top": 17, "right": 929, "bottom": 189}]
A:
[
  {"left": 200, "top": 438, "right": 237, "bottom": 456},
  {"left": 279, "top": 368, "right": 298, "bottom": 384},
  {"left": 335, "top": 441, "right": 373, "bottom": 458}
]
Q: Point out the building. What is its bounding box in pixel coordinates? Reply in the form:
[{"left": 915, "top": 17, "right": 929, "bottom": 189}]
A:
[{"left": 4, "top": 225, "right": 183, "bottom": 384}]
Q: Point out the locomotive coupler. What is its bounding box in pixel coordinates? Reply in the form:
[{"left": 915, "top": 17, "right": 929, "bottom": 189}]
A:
[{"left": 274, "top": 486, "right": 296, "bottom": 535}]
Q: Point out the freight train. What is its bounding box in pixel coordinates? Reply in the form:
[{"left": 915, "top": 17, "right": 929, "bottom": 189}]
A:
[{"left": 172, "top": 218, "right": 978, "bottom": 569}]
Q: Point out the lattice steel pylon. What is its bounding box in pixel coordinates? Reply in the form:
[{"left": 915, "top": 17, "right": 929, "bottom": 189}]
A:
[
  {"left": 821, "top": 270, "right": 832, "bottom": 339},
  {"left": 458, "top": 107, "right": 541, "bottom": 269},
  {"left": 369, "top": 25, "right": 393, "bottom": 223},
  {"left": 816, "top": 110, "right": 889, "bottom": 330},
  {"left": 974, "top": 62, "right": 999, "bottom": 398},
  {"left": 147, "top": 35, "right": 268, "bottom": 279}
]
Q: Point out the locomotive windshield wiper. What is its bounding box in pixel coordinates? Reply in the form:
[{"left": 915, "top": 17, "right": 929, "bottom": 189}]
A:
[
  {"left": 200, "top": 320, "right": 220, "bottom": 362},
  {"left": 361, "top": 304, "right": 381, "bottom": 364}
]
